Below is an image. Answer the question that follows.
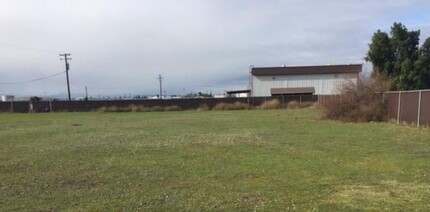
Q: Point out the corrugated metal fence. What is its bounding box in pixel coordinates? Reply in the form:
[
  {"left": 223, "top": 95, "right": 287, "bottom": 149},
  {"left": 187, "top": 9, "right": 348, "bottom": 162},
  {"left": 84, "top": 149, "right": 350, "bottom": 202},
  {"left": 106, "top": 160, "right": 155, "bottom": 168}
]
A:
[{"left": 384, "top": 90, "right": 430, "bottom": 127}]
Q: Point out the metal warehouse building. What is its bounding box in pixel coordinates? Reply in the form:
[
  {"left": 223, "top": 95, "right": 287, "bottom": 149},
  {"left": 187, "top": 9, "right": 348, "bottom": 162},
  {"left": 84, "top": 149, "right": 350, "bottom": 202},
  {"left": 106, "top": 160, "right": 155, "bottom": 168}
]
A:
[{"left": 250, "top": 64, "right": 362, "bottom": 96}]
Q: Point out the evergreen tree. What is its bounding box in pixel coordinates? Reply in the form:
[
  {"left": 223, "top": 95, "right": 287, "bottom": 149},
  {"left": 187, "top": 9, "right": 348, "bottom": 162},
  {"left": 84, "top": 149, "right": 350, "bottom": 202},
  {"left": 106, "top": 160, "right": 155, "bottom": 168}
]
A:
[
  {"left": 366, "top": 22, "right": 428, "bottom": 90},
  {"left": 365, "top": 30, "right": 394, "bottom": 77},
  {"left": 416, "top": 38, "right": 430, "bottom": 89}
]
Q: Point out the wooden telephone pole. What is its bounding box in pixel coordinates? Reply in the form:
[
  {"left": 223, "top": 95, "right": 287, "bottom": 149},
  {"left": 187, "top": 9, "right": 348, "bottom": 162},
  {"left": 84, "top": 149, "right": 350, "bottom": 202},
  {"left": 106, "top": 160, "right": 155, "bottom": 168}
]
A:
[
  {"left": 157, "top": 74, "right": 163, "bottom": 99},
  {"left": 60, "top": 53, "right": 72, "bottom": 101}
]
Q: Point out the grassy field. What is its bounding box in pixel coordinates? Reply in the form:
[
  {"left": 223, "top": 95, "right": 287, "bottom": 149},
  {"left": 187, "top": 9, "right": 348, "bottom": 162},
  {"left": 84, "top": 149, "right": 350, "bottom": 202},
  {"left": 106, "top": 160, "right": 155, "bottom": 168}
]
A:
[{"left": 1, "top": 109, "right": 430, "bottom": 211}]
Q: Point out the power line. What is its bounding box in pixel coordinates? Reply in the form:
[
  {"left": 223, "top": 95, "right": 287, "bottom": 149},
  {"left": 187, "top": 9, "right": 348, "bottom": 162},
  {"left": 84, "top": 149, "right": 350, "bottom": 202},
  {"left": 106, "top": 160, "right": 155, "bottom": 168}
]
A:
[
  {"left": 0, "top": 71, "right": 66, "bottom": 85},
  {"left": 88, "top": 85, "right": 146, "bottom": 90}
]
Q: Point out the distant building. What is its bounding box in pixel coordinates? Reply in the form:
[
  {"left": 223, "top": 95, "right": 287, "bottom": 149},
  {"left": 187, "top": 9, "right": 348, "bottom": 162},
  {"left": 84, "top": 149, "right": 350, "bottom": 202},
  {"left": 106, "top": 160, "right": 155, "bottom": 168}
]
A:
[
  {"left": 1, "top": 95, "right": 15, "bottom": 102},
  {"left": 226, "top": 89, "right": 250, "bottom": 98},
  {"left": 250, "top": 64, "right": 362, "bottom": 96},
  {"left": 214, "top": 94, "right": 227, "bottom": 98}
]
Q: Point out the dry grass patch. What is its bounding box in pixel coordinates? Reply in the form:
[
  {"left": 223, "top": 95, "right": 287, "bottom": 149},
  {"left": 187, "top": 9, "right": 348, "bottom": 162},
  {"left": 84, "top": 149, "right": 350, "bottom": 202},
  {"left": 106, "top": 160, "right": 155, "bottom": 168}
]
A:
[{"left": 327, "top": 180, "right": 430, "bottom": 209}]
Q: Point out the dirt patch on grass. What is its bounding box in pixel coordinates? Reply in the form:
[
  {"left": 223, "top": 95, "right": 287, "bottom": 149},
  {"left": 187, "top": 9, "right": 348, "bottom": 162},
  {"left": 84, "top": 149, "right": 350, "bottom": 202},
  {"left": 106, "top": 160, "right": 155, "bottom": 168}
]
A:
[{"left": 327, "top": 180, "right": 430, "bottom": 209}]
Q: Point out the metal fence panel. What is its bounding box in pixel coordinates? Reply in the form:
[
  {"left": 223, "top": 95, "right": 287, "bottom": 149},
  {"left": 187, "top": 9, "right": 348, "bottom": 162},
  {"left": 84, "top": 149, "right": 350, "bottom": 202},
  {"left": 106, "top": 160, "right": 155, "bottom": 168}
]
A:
[
  {"left": 385, "top": 90, "right": 430, "bottom": 127},
  {"left": 399, "top": 92, "right": 419, "bottom": 124},
  {"left": 420, "top": 91, "right": 430, "bottom": 126},
  {"left": 384, "top": 93, "right": 399, "bottom": 121}
]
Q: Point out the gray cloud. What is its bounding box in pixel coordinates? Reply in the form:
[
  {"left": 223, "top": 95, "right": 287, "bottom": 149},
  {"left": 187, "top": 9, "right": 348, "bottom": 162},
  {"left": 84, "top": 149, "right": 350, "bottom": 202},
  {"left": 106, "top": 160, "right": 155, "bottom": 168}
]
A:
[{"left": 1, "top": 0, "right": 429, "bottom": 97}]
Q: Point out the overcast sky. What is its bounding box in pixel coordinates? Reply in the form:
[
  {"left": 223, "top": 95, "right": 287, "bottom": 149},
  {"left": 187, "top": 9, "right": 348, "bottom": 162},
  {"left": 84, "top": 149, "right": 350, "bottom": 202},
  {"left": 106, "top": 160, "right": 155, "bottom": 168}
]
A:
[{"left": 1, "top": 0, "right": 430, "bottom": 97}]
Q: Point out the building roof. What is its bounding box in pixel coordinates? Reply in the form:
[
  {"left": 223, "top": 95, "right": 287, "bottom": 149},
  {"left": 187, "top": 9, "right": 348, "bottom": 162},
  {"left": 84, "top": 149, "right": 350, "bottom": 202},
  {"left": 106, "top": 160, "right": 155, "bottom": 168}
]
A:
[
  {"left": 226, "top": 89, "right": 251, "bottom": 94},
  {"left": 251, "top": 64, "right": 362, "bottom": 76},
  {"left": 271, "top": 87, "right": 315, "bottom": 95}
]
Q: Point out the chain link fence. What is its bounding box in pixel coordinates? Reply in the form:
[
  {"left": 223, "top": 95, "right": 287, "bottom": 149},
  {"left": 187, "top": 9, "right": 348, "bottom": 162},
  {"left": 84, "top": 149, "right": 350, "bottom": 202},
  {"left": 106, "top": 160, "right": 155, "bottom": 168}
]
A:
[{"left": 0, "top": 95, "right": 318, "bottom": 113}]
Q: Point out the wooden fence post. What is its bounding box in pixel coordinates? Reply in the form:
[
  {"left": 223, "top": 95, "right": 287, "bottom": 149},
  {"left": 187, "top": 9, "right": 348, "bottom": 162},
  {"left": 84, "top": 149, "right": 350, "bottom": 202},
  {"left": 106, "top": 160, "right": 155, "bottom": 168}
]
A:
[
  {"left": 299, "top": 95, "right": 302, "bottom": 108},
  {"left": 10, "top": 100, "right": 14, "bottom": 113},
  {"left": 282, "top": 95, "right": 285, "bottom": 108}
]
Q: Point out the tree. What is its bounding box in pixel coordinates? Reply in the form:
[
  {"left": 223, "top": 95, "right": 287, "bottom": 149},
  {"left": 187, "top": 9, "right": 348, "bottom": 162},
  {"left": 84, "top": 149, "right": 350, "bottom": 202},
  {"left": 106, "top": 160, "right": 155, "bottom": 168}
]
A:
[
  {"left": 197, "top": 92, "right": 213, "bottom": 98},
  {"left": 366, "top": 22, "right": 428, "bottom": 90},
  {"left": 365, "top": 30, "right": 394, "bottom": 77},
  {"left": 416, "top": 38, "right": 430, "bottom": 89}
]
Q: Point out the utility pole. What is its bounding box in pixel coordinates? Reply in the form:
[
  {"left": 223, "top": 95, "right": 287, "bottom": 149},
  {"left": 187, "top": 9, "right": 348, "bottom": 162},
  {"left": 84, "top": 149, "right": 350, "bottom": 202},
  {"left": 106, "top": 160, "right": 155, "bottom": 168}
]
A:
[
  {"left": 85, "top": 86, "right": 88, "bottom": 100},
  {"left": 60, "top": 53, "right": 72, "bottom": 101},
  {"left": 249, "top": 65, "right": 254, "bottom": 97},
  {"left": 157, "top": 74, "right": 164, "bottom": 99}
]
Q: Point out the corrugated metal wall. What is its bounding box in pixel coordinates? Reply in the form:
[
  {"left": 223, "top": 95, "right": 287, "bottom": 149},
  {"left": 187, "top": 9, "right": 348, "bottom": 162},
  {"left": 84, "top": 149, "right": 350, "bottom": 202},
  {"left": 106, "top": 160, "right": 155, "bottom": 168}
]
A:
[{"left": 252, "top": 73, "right": 357, "bottom": 96}]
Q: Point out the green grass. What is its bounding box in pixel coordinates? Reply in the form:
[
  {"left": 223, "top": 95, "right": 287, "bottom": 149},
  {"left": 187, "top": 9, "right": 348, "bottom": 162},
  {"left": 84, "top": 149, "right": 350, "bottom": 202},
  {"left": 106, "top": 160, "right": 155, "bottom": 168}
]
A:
[{"left": 1, "top": 109, "right": 430, "bottom": 211}]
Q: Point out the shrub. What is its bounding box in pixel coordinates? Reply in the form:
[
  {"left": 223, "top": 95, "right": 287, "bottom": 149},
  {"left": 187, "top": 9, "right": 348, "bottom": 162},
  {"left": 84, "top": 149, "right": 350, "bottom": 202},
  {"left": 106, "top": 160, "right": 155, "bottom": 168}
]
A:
[
  {"left": 97, "top": 105, "right": 132, "bottom": 112},
  {"left": 97, "top": 106, "right": 109, "bottom": 112},
  {"left": 129, "top": 104, "right": 149, "bottom": 112},
  {"left": 319, "top": 77, "right": 390, "bottom": 122},
  {"left": 300, "top": 101, "right": 315, "bottom": 108},
  {"left": 129, "top": 104, "right": 139, "bottom": 112},
  {"left": 213, "top": 102, "right": 250, "bottom": 110},
  {"left": 197, "top": 104, "right": 210, "bottom": 111},
  {"left": 164, "top": 105, "right": 182, "bottom": 111},
  {"left": 151, "top": 106, "right": 164, "bottom": 112},
  {"left": 309, "top": 102, "right": 320, "bottom": 109},
  {"left": 259, "top": 99, "right": 281, "bottom": 109},
  {"left": 213, "top": 103, "right": 228, "bottom": 110},
  {"left": 232, "top": 102, "right": 250, "bottom": 110},
  {"left": 97, "top": 106, "right": 120, "bottom": 112},
  {"left": 108, "top": 106, "right": 119, "bottom": 112},
  {"left": 98, "top": 105, "right": 179, "bottom": 112},
  {"left": 287, "top": 100, "right": 300, "bottom": 109},
  {"left": 121, "top": 106, "right": 132, "bottom": 112},
  {"left": 117, "top": 106, "right": 132, "bottom": 112}
]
